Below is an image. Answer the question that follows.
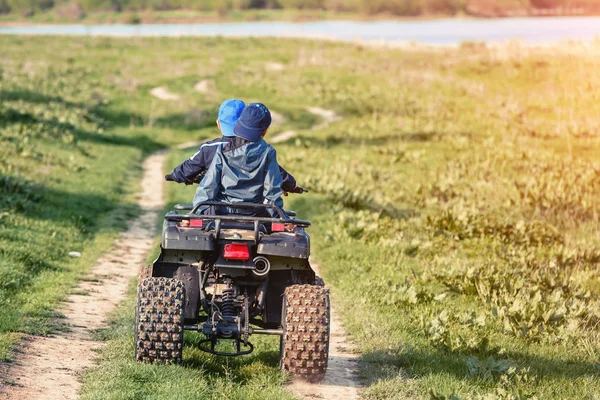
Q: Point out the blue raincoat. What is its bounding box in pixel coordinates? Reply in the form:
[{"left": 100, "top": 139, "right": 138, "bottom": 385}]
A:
[
  {"left": 169, "top": 136, "right": 298, "bottom": 192},
  {"left": 193, "top": 138, "right": 284, "bottom": 216}
]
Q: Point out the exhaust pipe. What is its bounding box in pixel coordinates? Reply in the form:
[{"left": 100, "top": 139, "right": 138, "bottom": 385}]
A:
[{"left": 252, "top": 256, "right": 271, "bottom": 279}]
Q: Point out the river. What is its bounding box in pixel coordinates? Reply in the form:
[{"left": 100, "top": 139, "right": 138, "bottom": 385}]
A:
[{"left": 0, "top": 17, "right": 599, "bottom": 45}]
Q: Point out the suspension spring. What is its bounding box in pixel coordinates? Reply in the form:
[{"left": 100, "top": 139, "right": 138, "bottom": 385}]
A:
[{"left": 221, "top": 287, "right": 235, "bottom": 318}]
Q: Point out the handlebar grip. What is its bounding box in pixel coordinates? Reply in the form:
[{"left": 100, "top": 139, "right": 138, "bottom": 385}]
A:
[{"left": 291, "top": 186, "right": 308, "bottom": 194}]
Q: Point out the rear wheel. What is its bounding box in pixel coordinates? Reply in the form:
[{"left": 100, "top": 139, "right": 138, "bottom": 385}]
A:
[
  {"left": 135, "top": 277, "right": 185, "bottom": 364},
  {"left": 280, "top": 284, "right": 330, "bottom": 382}
]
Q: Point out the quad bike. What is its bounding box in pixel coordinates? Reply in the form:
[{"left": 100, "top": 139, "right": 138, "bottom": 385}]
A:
[{"left": 135, "top": 199, "right": 330, "bottom": 381}]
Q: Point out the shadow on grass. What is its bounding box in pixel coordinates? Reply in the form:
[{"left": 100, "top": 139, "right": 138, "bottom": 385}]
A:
[
  {"left": 2, "top": 88, "right": 214, "bottom": 153},
  {"left": 179, "top": 332, "right": 281, "bottom": 384},
  {"left": 153, "top": 113, "right": 215, "bottom": 132},
  {"left": 0, "top": 172, "right": 136, "bottom": 296},
  {"left": 0, "top": 173, "right": 133, "bottom": 228},
  {"left": 289, "top": 188, "right": 417, "bottom": 223},
  {"left": 0, "top": 88, "right": 84, "bottom": 109},
  {"left": 298, "top": 130, "right": 474, "bottom": 149},
  {"left": 0, "top": 107, "right": 165, "bottom": 154}
]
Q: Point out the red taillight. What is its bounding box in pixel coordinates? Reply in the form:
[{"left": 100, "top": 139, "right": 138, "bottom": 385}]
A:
[
  {"left": 189, "top": 219, "right": 203, "bottom": 228},
  {"left": 272, "top": 223, "right": 285, "bottom": 232},
  {"left": 223, "top": 243, "right": 250, "bottom": 260}
]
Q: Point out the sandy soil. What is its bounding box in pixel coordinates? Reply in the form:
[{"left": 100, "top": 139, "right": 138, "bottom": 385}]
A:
[
  {"left": 270, "top": 110, "right": 287, "bottom": 125},
  {"left": 265, "top": 62, "right": 286, "bottom": 72},
  {"left": 150, "top": 86, "right": 180, "bottom": 101},
  {"left": 306, "top": 107, "right": 342, "bottom": 129},
  {"left": 270, "top": 106, "right": 340, "bottom": 144},
  {"left": 194, "top": 79, "right": 215, "bottom": 95},
  {"left": 287, "top": 263, "right": 361, "bottom": 400},
  {"left": 0, "top": 152, "right": 167, "bottom": 400},
  {"left": 270, "top": 130, "right": 297, "bottom": 144}
]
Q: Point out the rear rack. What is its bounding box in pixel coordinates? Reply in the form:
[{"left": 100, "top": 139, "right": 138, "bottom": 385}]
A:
[{"left": 165, "top": 201, "right": 310, "bottom": 243}]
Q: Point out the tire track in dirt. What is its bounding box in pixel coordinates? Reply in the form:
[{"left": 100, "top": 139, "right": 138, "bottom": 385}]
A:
[
  {"left": 270, "top": 129, "right": 297, "bottom": 144},
  {"left": 150, "top": 86, "right": 180, "bottom": 101},
  {"left": 194, "top": 79, "right": 215, "bottom": 95},
  {"left": 306, "top": 107, "right": 342, "bottom": 130},
  {"left": 0, "top": 152, "right": 167, "bottom": 400},
  {"left": 190, "top": 79, "right": 339, "bottom": 146},
  {"left": 284, "top": 105, "right": 361, "bottom": 399},
  {"left": 287, "top": 262, "right": 361, "bottom": 400},
  {"left": 270, "top": 107, "right": 341, "bottom": 144}
]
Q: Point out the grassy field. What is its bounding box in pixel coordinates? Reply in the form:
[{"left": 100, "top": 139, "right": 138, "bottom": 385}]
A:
[
  {"left": 0, "top": 35, "right": 224, "bottom": 362},
  {"left": 1, "top": 35, "right": 599, "bottom": 399},
  {"left": 0, "top": 38, "right": 157, "bottom": 362}
]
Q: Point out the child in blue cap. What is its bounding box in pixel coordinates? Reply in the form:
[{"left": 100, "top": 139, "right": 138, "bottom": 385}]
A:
[
  {"left": 165, "top": 99, "right": 302, "bottom": 194},
  {"left": 193, "top": 103, "right": 289, "bottom": 216}
]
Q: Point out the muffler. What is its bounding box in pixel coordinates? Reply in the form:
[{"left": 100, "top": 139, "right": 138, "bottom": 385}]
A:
[{"left": 252, "top": 256, "right": 271, "bottom": 279}]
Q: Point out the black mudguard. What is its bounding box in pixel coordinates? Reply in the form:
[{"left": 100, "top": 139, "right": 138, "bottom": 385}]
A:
[{"left": 152, "top": 262, "right": 200, "bottom": 322}]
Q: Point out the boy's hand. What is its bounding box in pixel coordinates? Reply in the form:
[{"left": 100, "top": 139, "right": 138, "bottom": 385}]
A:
[{"left": 165, "top": 174, "right": 175, "bottom": 181}]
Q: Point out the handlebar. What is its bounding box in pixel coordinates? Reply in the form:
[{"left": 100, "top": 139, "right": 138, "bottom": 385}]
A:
[
  {"left": 290, "top": 187, "right": 308, "bottom": 194},
  {"left": 165, "top": 174, "right": 307, "bottom": 194}
]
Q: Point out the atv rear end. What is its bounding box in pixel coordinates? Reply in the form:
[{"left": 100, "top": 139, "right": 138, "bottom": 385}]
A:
[{"left": 135, "top": 201, "right": 330, "bottom": 381}]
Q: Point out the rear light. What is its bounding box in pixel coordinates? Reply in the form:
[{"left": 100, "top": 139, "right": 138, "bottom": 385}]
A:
[
  {"left": 272, "top": 223, "right": 285, "bottom": 232},
  {"left": 189, "top": 219, "right": 203, "bottom": 228},
  {"left": 223, "top": 243, "right": 250, "bottom": 260}
]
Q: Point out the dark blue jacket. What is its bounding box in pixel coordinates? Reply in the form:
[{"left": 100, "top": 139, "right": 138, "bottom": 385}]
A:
[
  {"left": 193, "top": 138, "right": 284, "bottom": 216},
  {"left": 171, "top": 136, "right": 297, "bottom": 192}
]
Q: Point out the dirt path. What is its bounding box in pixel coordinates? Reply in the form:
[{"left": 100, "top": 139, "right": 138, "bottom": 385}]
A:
[
  {"left": 271, "top": 130, "right": 297, "bottom": 144},
  {"left": 265, "top": 62, "right": 286, "bottom": 72},
  {"left": 287, "top": 263, "right": 361, "bottom": 400},
  {"left": 150, "top": 86, "right": 180, "bottom": 101},
  {"left": 306, "top": 107, "right": 342, "bottom": 130},
  {"left": 0, "top": 152, "right": 167, "bottom": 400},
  {"left": 270, "top": 107, "right": 340, "bottom": 144},
  {"left": 285, "top": 105, "right": 361, "bottom": 399},
  {"left": 269, "top": 110, "right": 287, "bottom": 125},
  {"left": 194, "top": 79, "right": 215, "bottom": 95}
]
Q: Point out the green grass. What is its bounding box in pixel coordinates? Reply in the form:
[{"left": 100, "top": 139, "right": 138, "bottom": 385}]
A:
[
  {"left": 2, "top": 35, "right": 600, "bottom": 399},
  {"left": 275, "top": 43, "right": 600, "bottom": 398}
]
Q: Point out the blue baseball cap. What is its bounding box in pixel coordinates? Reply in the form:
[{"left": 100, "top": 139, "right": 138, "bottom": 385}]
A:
[
  {"left": 218, "top": 99, "right": 246, "bottom": 137},
  {"left": 233, "top": 102, "right": 272, "bottom": 142}
]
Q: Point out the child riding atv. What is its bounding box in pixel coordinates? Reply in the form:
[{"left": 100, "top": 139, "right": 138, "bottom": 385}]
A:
[
  {"left": 137, "top": 100, "right": 329, "bottom": 379},
  {"left": 193, "top": 102, "right": 288, "bottom": 217},
  {"left": 165, "top": 99, "right": 303, "bottom": 195}
]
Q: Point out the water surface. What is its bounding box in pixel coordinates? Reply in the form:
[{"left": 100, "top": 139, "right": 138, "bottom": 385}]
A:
[{"left": 1, "top": 17, "right": 599, "bottom": 45}]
